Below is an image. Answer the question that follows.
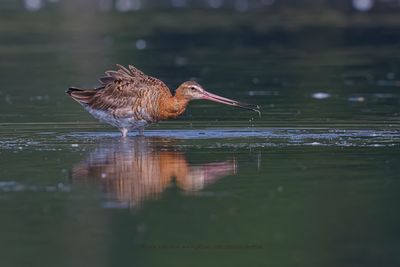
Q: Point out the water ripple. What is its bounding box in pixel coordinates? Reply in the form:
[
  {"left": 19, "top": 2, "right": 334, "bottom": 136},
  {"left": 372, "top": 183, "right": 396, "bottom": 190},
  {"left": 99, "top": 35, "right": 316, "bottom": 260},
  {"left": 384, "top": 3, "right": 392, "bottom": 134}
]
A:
[{"left": 0, "top": 128, "right": 399, "bottom": 150}]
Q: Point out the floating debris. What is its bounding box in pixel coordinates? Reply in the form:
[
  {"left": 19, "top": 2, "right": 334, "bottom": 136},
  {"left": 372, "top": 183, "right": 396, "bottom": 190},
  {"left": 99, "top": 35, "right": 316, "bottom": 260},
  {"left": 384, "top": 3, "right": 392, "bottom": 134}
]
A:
[
  {"left": 311, "top": 92, "right": 331, "bottom": 99},
  {"left": 309, "top": 142, "right": 322, "bottom": 146},
  {"left": 348, "top": 96, "right": 365, "bottom": 102}
]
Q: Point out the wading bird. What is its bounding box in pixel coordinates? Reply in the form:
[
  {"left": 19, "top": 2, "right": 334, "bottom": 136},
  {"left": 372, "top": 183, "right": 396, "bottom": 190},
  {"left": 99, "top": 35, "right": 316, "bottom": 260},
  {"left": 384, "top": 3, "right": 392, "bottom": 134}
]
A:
[{"left": 67, "top": 64, "right": 260, "bottom": 137}]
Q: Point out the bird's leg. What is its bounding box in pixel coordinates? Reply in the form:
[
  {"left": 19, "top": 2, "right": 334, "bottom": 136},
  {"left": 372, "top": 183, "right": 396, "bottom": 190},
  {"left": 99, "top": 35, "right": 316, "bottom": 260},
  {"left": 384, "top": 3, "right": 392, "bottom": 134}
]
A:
[
  {"left": 137, "top": 127, "right": 145, "bottom": 136},
  {"left": 120, "top": 128, "right": 128, "bottom": 138}
]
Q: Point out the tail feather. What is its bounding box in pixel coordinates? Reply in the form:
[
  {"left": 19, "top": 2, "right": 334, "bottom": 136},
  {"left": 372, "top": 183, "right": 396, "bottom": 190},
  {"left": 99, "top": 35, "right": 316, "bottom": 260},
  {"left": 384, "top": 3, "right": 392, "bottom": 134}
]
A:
[{"left": 66, "top": 87, "right": 97, "bottom": 104}]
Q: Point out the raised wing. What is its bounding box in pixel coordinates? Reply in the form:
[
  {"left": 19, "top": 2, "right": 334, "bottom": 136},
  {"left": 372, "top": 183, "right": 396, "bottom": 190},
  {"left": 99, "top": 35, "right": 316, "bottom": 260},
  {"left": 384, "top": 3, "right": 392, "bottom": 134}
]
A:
[{"left": 89, "top": 64, "right": 171, "bottom": 114}]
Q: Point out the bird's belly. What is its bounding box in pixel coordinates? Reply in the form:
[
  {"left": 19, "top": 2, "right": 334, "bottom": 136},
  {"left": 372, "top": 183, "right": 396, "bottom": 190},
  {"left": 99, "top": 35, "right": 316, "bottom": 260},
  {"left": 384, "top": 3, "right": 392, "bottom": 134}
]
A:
[{"left": 84, "top": 106, "right": 149, "bottom": 129}]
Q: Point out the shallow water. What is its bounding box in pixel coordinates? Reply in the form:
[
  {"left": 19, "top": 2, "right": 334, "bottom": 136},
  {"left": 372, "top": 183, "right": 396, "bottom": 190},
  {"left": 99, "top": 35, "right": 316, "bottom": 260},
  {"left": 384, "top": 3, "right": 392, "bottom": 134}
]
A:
[{"left": 1, "top": 5, "right": 400, "bottom": 267}]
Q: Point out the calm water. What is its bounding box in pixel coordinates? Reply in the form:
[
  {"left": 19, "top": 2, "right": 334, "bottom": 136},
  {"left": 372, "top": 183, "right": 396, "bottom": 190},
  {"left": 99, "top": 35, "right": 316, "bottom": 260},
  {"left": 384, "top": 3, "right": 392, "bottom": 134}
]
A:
[{"left": 1, "top": 6, "right": 400, "bottom": 267}]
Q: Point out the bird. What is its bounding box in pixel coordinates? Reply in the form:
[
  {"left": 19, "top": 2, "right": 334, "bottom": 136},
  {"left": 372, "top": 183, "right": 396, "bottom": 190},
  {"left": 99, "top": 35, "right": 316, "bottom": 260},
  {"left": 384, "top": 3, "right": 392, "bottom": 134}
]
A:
[{"left": 67, "top": 64, "right": 260, "bottom": 137}]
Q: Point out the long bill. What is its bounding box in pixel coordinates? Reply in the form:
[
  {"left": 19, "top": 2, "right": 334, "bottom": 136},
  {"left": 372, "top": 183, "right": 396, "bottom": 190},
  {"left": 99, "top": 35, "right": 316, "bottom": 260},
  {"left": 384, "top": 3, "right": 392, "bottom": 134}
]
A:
[{"left": 202, "top": 91, "right": 261, "bottom": 116}]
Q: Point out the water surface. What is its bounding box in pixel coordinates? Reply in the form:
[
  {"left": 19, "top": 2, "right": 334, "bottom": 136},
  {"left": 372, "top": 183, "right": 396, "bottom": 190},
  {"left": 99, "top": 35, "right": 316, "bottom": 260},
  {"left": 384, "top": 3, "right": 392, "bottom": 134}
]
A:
[{"left": 0, "top": 5, "right": 400, "bottom": 267}]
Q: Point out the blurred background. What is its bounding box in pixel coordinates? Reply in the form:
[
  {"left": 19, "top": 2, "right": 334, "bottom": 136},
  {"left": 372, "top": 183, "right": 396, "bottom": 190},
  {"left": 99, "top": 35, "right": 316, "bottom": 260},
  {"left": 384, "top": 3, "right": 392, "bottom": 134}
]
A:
[
  {"left": 1, "top": 1, "right": 400, "bottom": 267},
  {"left": 0, "top": 0, "right": 399, "bottom": 128}
]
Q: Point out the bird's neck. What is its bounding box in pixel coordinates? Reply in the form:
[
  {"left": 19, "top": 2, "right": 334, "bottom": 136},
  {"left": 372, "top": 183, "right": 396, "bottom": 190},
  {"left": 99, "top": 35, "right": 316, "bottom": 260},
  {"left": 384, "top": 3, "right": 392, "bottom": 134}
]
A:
[{"left": 157, "top": 92, "right": 189, "bottom": 120}]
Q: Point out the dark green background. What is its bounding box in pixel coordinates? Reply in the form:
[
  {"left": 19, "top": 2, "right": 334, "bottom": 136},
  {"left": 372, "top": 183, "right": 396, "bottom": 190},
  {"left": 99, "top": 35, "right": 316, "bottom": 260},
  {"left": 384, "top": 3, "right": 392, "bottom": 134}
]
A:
[{"left": 0, "top": 2, "right": 399, "bottom": 266}]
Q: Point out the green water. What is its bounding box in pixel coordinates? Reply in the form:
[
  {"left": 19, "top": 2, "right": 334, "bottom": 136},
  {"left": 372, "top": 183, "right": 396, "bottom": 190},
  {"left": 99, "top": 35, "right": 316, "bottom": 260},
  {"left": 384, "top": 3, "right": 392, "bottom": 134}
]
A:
[{"left": 1, "top": 7, "right": 400, "bottom": 267}]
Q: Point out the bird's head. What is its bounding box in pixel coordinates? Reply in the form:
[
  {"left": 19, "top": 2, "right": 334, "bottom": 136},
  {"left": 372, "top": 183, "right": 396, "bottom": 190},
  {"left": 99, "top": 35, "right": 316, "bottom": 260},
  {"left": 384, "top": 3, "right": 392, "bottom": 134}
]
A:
[
  {"left": 175, "top": 81, "right": 206, "bottom": 100},
  {"left": 175, "top": 81, "right": 260, "bottom": 114}
]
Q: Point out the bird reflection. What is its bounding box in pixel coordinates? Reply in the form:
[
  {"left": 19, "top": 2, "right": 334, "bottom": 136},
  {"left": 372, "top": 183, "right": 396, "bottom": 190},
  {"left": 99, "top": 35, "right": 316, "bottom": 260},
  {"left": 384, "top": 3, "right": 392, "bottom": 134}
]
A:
[{"left": 71, "top": 137, "right": 236, "bottom": 208}]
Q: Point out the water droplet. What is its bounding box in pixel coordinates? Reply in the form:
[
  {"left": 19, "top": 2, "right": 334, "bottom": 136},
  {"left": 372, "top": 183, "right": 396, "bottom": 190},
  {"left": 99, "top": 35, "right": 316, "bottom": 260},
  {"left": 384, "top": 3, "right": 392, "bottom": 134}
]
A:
[{"left": 135, "top": 39, "right": 146, "bottom": 50}]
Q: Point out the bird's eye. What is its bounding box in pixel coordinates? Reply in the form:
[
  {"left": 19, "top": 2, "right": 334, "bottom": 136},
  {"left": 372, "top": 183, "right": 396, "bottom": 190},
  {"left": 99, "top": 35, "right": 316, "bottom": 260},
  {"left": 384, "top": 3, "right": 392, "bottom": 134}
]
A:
[{"left": 190, "top": 86, "right": 196, "bottom": 91}]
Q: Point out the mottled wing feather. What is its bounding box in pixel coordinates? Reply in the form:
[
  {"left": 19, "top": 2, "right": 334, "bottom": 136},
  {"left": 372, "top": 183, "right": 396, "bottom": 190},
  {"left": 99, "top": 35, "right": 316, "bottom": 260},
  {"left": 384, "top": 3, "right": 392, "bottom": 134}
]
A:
[
  {"left": 99, "top": 76, "right": 114, "bottom": 85},
  {"left": 90, "top": 65, "right": 172, "bottom": 120},
  {"left": 67, "top": 87, "right": 98, "bottom": 104}
]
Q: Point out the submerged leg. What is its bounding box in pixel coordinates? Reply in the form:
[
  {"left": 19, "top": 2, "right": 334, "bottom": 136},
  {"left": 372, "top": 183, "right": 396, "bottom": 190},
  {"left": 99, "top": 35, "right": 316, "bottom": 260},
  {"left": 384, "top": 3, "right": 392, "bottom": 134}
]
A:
[
  {"left": 120, "top": 128, "right": 128, "bottom": 137},
  {"left": 138, "top": 127, "right": 145, "bottom": 136}
]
